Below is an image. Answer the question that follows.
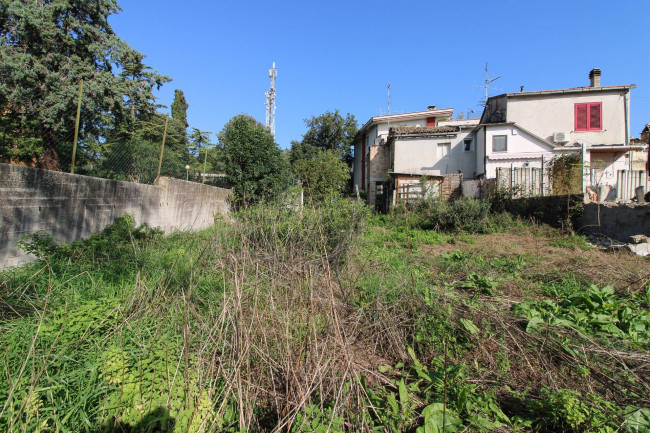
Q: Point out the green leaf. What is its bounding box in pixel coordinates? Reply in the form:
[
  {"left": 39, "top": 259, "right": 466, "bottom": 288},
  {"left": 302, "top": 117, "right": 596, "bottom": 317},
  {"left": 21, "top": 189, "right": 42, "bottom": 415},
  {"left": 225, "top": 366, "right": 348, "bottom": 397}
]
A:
[
  {"left": 526, "top": 316, "right": 545, "bottom": 332},
  {"left": 624, "top": 407, "right": 650, "bottom": 433},
  {"left": 460, "top": 318, "right": 479, "bottom": 335}
]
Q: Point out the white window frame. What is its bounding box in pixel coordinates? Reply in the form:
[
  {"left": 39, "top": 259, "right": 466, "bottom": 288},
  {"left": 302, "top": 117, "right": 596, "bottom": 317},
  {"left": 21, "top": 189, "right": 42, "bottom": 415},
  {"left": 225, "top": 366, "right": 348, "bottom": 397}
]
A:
[{"left": 438, "top": 142, "right": 451, "bottom": 159}]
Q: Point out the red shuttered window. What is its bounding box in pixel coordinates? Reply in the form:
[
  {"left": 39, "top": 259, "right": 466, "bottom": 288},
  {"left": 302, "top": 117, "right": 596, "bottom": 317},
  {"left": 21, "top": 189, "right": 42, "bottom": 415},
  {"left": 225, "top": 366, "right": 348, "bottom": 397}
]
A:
[{"left": 575, "top": 102, "right": 602, "bottom": 131}]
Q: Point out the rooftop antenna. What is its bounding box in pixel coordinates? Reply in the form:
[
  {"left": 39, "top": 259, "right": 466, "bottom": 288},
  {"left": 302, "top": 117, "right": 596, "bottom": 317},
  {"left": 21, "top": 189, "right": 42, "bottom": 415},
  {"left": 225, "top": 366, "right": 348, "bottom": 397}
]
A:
[
  {"left": 387, "top": 83, "right": 392, "bottom": 135},
  {"left": 265, "top": 62, "right": 277, "bottom": 139},
  {"left": 474, "top": 62, "right": 501, "bottom": 106},
  {"left": 387, "top": 83, "right": 392, "bottom": 115}
]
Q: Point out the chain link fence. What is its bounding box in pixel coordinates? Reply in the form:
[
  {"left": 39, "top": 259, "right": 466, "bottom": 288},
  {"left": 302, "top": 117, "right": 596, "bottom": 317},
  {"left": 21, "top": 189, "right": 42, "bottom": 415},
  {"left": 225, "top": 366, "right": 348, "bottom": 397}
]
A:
[{"left": 0, "top": 72, "right": 227, "bottom": 187}]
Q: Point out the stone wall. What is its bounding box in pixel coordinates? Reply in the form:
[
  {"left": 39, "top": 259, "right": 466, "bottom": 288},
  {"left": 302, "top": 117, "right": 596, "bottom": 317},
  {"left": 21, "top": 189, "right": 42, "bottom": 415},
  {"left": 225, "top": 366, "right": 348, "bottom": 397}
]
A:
[{"left": 0, "top": 163, "right": 230, "bottom": 268}]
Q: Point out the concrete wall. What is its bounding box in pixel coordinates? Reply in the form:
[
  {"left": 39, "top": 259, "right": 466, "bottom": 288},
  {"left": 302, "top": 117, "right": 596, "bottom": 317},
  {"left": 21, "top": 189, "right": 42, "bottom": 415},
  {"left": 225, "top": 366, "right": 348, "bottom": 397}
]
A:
[
  {"left": 0, "top": 163, "right": 230, "bottom": 268},
  {"left": 581, "top": 202, "right": 650, "bottom": 241},
  {"left": 507, "top": 90, "right": 627, "bottom": 145}
]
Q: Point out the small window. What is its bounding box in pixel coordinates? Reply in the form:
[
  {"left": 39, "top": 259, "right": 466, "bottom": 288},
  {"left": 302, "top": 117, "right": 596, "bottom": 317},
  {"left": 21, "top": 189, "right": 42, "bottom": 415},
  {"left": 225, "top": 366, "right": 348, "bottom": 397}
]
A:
[
  {"left": 575, "top": 102, "right": 602, "bottom": 131},
  {"left": 463, "top": 138, "right": 472, "bottom": 152},
  {"left": 438, "top": 142, "right": 451, "bottom": 158},
  {"left": 492, "top": 135, "right": 507, "bottom": 152}
]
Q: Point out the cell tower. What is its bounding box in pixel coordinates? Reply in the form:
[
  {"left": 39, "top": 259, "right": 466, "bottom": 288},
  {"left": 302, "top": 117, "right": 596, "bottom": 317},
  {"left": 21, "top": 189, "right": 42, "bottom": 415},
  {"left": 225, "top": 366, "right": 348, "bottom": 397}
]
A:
[{"left": 265, "top": 62, "right": 277, "bottom": 139}]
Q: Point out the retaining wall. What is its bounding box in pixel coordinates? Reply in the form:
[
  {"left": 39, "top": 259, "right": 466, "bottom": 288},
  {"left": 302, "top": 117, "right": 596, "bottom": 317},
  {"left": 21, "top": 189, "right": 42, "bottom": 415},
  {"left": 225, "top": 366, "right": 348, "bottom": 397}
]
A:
[
  {"left": 581, "top": 202, "right": 650, "bottom": 241},
  {"left": 0, "top": 163, "right": 229, "bottom": 268}
]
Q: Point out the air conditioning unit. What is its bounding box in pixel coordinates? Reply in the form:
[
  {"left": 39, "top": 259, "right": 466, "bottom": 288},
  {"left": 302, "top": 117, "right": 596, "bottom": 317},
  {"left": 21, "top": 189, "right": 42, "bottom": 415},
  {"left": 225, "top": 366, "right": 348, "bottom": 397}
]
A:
[{"left": 553, "top": 132, "right": 570, "bottom": 143}]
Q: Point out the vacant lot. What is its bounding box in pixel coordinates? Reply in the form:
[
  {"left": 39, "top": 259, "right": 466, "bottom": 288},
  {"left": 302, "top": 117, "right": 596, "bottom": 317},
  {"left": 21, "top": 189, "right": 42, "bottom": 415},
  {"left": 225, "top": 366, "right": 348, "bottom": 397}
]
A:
[{"left": 1, "top": 199, "right": 649, "bottom": 432}]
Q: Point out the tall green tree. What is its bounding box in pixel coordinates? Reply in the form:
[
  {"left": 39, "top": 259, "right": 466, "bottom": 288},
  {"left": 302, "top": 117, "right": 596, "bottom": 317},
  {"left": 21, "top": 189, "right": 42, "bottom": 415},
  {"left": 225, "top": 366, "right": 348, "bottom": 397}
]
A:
[
  {"left": 289, "top": 110, "right": 358, "bottom": 167},
  {"left": 171, "top": 90, "right": 189, "bottom": 131},
  {"left": 294, "top": 150, "right": 350, "bottom": 200},
  {"left": 171, "top": 89, "right": 189, "bottom": 148},
  {"left": 218, "top": 115, "right": 290, "bottom": 206},
  {"left": 0, "top": 0, "right": 169, "bottom": 169}
]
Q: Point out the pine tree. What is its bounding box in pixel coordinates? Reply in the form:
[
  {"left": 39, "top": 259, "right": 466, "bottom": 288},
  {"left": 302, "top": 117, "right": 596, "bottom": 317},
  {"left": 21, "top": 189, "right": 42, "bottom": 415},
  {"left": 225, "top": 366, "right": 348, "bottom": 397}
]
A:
[{"left": 0, "top": 0, "right": 169, "bottom": 170}]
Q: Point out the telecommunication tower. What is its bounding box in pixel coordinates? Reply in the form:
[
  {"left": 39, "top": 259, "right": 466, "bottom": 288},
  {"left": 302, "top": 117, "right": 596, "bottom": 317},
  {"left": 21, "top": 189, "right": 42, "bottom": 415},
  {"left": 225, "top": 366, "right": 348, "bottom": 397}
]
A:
[{"left": 265, "top": 62, "right": 277, "bottom": 139}]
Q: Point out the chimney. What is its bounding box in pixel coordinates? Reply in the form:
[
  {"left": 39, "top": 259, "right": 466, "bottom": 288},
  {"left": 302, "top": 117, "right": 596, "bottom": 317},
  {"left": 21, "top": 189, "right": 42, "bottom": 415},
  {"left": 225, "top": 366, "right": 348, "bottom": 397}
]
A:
[
  {"left": 520, "top": 86, "right": 525, "bottom": 92},
  {"left": 589, "top": 68, "right": 601, "bottom": 87},
  {"left": 427, "top": 105, "right": 437, "bottom": 111}
]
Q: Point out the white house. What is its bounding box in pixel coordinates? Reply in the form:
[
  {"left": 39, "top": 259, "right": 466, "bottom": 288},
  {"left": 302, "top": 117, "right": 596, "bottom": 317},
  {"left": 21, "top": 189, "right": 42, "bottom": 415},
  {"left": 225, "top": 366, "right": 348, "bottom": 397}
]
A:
[
  {"left": 477, "top": 69, "right": 647, "bottom": 199},
  {"left": 351, "top": 69, "right": 647, "bottom": 205},
  {"left": 351, "top": 107, "right": 480, "bottom": 205}
]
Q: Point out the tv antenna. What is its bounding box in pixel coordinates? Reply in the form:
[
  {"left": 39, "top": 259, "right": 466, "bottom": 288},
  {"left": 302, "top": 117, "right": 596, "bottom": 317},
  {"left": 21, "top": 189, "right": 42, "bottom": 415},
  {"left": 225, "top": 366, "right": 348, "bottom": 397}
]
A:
[
  {"left": 387, "top": 83, "right": 392, "bottom": 115},
  {"left": 474, "top": 62, "right": 501, "bottom": 106},
  {"left": 265, "top": 62, "right": 277, "bottom": 139}
]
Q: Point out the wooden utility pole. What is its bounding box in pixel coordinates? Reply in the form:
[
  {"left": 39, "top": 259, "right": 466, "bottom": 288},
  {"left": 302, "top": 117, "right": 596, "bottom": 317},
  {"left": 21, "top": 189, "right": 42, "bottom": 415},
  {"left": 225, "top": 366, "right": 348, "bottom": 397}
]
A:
[
  {"left": 70, "top": 79, "right": 84, "bottom": 174},
  {"left": 156, "top": 114, "right": 169, "bottom": 183},
  {"left": 202, "top": 146, "right": 208, "bottom": 183}
]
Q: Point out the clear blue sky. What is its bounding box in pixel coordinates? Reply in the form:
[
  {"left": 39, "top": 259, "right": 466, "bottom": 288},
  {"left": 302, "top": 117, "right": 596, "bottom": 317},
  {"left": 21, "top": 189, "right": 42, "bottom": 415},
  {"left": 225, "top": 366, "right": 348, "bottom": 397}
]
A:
[{"left": 110, "top": 0, "right": 650, "bottom": 149}]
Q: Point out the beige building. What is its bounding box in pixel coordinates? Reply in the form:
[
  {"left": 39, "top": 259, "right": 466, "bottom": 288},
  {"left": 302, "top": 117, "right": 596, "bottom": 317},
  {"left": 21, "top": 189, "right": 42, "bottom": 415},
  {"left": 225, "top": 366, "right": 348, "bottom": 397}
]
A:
[{"left": 352, "top": 107, "right": 481, "bottom": 205}]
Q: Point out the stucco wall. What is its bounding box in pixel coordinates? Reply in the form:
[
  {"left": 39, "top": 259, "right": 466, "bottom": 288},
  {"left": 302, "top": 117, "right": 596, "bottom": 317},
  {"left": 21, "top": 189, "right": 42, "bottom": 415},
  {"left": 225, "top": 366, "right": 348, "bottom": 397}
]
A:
[
  {"left": 393, "top": 131, "right": 477, "bottom": 177},
  {"left": 0, "top": 163, "right": 230, "bottom": 268},
  {"left": 484, "top": 124, "right": 559, "bottom": 178},
  {"left": 507, "top": 91, "right": 627, "bottom": 145}
]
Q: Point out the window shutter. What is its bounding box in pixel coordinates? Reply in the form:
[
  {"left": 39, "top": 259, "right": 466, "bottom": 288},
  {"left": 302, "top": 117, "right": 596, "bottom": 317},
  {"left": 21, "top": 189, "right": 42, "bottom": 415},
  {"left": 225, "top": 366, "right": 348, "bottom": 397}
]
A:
[
  {"left": 589, "top": 103, "right": 601, "bottom": 130},
  {"left": 575, "top": 104, "right": 588, "bottom": 130},
  {"left": 426, "top": 117, "right": 436, "bottom": 126}
]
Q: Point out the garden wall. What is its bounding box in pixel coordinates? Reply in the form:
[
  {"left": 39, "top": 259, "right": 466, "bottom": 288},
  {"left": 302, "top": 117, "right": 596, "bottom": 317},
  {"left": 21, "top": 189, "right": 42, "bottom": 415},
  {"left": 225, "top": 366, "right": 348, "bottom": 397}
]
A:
[
  {"left": 581, "top": 202, "right": 650, "bottom": 241},
  {"left": 0, "top": 163, "right": 230, "bottom": 268}
]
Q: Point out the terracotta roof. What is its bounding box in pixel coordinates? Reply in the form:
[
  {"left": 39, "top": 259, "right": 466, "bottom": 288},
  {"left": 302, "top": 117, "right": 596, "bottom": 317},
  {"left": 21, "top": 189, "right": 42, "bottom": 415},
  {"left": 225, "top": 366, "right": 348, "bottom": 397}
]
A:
[{"left": 389, "top": 125, "right": 459, "bottom": 135}]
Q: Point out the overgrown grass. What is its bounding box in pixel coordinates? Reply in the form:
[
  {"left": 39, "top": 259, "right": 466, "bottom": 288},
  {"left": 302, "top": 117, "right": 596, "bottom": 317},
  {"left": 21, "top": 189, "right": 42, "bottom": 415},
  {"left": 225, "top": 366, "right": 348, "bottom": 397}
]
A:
[{"left": 1, "top": 197, "right": 649, "bottom": 432}]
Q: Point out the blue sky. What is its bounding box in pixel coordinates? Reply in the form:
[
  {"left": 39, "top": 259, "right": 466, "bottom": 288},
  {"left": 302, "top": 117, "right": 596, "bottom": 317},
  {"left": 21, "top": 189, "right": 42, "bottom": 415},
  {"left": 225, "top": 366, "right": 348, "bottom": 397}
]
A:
[{"left": 110, "top": 0, "right": 650, "bottom": 149}]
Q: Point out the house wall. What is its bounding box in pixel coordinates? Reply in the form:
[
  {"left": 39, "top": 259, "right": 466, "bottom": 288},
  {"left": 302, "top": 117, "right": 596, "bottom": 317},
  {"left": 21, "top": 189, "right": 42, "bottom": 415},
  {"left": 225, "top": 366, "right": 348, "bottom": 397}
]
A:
[
  {"left": 484, "top": 124, "right": 558, "bottom": 178},
  {"left": 506, "top": 90, "right": 627, "bottom": 145},
  {"left": 588, "top": 150, "right": 631, "bottom": 186},
  {"left": 354, "top": 118, "right": 441, "bottom": 194},
  {"left": 352, "top": 143, "right": 362, "bottom": 193},
  {"left": 392, "top": 131, "right": 477, "bottom": 178},
  {"left": 476, "top": 127, "right": 486, "bottom": 177}
]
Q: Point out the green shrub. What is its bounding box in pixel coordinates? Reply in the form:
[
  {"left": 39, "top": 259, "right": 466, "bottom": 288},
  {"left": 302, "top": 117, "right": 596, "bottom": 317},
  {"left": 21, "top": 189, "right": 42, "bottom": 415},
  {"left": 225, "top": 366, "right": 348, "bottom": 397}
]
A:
[
  {"left": 530, "top": 387, "right": 621, "bottom": 432},
  {"left": 413, "top": 197, "right": 492, "bottom": 233}
]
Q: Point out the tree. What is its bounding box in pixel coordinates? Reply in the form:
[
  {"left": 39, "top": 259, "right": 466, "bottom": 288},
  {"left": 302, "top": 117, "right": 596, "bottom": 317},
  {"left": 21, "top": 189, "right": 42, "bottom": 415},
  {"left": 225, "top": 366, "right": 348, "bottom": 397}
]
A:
[
  {"left": 294, "top": 150, "right": 350, "bottom": 200},
  {"left": 171, "top": 89, "right": 189, "bottom": 148},
  {"left": 189, "top": 128, "right": 221, "bottom": 178},
  {"left": 218, "top": 115, "right": 290, "bottom": 206},
  {"left": 289, "top": 110, "right": 358, "bottom": 167},
  {"left": 0, "top": 0, "right": 169, "bottom": 169},
  {"left": 171, "top": 90, "right": 189, "bottom": 131}
]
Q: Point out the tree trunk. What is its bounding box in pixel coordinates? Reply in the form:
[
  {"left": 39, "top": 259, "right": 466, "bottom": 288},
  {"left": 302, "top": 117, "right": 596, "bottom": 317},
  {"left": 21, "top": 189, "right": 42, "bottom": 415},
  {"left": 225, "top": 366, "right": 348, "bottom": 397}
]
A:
[{"left": 38, "top": 129, "right": 60, "bottom": 171}]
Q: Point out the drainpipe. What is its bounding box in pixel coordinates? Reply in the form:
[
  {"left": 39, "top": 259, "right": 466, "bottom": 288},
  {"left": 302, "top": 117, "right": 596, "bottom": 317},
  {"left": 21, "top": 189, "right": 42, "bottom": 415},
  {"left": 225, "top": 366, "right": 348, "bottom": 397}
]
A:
[
  {"left": 581, "top": 142, "right": 587, "bottom": 194},
  {"left": 482, "top": 126, "right": 487, "bottom": 176},
  {"left": 624, "top": 91, "right": 630, "bottom": 145}
]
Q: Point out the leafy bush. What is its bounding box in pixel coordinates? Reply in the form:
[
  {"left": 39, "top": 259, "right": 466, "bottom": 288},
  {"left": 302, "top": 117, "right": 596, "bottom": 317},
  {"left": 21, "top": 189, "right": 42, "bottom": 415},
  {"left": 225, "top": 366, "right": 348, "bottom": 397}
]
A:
[
  {"left": 410, "top": 197, "right": 493, "bottom": 233},
  {"left": 530, "top": 387, "right": 622, "bottom": 432},
  {"left": 294, "top": 150, "right": 350, "bottom": 200},
  {"left": 515, "top": 284, "right": 650, "bottom": 348},
  {"left": 18, "top": 214, "right": 162, "bottom": 277}
]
